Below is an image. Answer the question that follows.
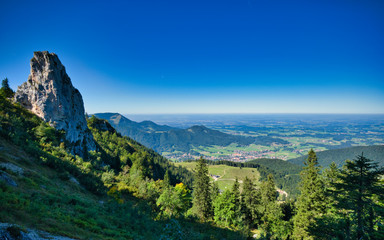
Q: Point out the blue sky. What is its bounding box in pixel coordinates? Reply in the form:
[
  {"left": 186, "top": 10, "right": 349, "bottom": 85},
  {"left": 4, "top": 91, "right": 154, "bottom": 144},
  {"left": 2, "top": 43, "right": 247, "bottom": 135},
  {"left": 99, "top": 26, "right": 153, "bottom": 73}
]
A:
[{"left": 1, "top": 0, "right": 383, "bottom": 114}]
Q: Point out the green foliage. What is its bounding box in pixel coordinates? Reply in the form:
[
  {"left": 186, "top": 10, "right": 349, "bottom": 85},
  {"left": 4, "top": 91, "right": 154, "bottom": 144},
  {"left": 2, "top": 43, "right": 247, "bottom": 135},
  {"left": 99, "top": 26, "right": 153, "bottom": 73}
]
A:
[
  {"left": 157, "top": 183, "right": 191, "bottom": 218},
  {"left": 192, "top": 157, "right": 213, "bottom": 221},
  {"left": 88, "top": 116, "right": 194, "bottom": 187},
  {"left": 293, "top": 149, "right": 327, "bottom": 240},
  {"left": 335, "top": 154, "right": 384, "bottom": 239},
  {"left": 289, "top": 145, "right": 384, "bottom": 168},
  {"left": 211, "top": 181, "right": 220, "bottom": 202},
  {"left": 258, "top": 174, "right": 287, "bottom": 239},
  {"left": 241, "top": 177, "right": 259, "bottom": 230},
  {"left": 231, "top": 178, "right": 242, "bottom": 226},
  {"left": 0, "top": 78, "right": 15, "bottom": 98},
  {"left": 213, "top": 189, "right": 237, "bottom": 227},
  {"left": 163, "top": 169, "right": 171, "bottom": 186},
  {"left": 0, "top": 95, "right": 243, "bottom": 239},
  {"left": 188, "top": 158, "right": 300, "bottom": 197}
]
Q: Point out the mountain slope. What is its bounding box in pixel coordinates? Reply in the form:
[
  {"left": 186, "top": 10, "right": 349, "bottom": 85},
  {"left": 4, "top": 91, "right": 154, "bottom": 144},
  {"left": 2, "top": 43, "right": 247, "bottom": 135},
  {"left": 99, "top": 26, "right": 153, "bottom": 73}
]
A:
[
  {"left": 0, "top": 51, "right": 242, "bottom": 239},
  {"left": 248, "top": 158, "right": 302, "bottom": 176},
  {"left": 288, "top": 145, "right": 384, "bottom": 167},
  {"left": 0, "top": 95, "right": 241, "bottom": 239},
  {"left": 94, "top": 113, "right": 257, "bottom": 153}
]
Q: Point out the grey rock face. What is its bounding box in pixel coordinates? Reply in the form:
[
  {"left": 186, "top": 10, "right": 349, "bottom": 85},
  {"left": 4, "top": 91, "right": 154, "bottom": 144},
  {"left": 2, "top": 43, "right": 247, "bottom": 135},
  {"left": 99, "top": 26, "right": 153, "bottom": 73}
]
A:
[{"left": 15, "top": 51, "right": 96, "bottom": 156}]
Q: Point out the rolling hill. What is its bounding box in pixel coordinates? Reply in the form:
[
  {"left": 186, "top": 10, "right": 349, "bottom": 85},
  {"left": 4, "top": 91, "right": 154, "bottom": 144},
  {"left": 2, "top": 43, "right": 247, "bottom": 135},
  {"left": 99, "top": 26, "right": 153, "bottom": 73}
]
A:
[
  {"left": 288, "top": 145, "right": 384, "bottom": 168},
  {"left": 94, "top": 113, "right": 263, "bottom": 154}
]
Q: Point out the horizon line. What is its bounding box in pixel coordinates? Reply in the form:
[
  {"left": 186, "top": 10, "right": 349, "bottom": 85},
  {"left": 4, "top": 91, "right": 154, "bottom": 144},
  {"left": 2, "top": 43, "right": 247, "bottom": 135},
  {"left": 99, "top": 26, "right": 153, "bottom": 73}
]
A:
[{"left": 90, "top": 112, "right": 384, "bottom": 115}]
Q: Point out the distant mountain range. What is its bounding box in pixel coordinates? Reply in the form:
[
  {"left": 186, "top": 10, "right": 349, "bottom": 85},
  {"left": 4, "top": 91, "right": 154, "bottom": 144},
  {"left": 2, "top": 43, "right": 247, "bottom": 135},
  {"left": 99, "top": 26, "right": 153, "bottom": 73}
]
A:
[
  {"left": 94, "top": 113, "right": 288, "bottom": 154},
  {"left": 288, "top": 145, "right": 384, "bottom": 168}
]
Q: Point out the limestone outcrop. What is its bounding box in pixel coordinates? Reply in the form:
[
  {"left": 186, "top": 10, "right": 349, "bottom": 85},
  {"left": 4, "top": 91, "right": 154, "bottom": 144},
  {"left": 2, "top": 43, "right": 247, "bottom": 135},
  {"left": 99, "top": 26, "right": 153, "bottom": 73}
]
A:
[{"left": 15, "top": 51, "right": 96, "bottom": 155}]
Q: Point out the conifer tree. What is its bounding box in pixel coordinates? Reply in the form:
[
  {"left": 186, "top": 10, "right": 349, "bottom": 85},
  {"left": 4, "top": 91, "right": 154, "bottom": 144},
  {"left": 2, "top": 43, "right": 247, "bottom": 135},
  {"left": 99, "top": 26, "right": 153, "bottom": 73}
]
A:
[
  {"left": 259, "top": 174, "right": 284, "bottom": 239},
  {"left": 293, "top": 149, "right": 326, "bottom": 240},
  {"left": 163, "top": 169, "right": 171, "bottom": 187},
  {"left": 231, "top": 178, "right": 242, "bottom": 226},
  {"left": 241, "top": 177, "right": 259, "bottom": 229},
  {"left": 335, "top": 154, "right": 384, "bottom": 239},
  {"left": 192, "top": 157, "right": 212, "bottom": 221},
  {"left": 211, "top": 180, "right": 220, "bottom": 202},
  {"left": 0, "top": 78, "right": 14, "bottom": 98},
  {"left": 308, "top": 162, "right": 346, "bottom": 239}
]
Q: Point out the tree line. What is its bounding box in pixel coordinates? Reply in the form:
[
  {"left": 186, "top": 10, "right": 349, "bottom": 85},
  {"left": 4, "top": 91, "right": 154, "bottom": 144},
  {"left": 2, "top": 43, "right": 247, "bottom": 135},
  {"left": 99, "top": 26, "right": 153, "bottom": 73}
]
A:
[{"left": 191, "top": 150, "right": 384, "bottom": 239}]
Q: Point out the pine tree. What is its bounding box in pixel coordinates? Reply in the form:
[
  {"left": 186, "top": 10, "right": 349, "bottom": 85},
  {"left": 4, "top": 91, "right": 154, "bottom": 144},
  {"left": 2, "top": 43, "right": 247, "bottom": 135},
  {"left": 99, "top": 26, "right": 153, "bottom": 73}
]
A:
[
  {"left": 259, "top": 174, "right": 284, "bottom": 239},
  {"left": 231, "top": 178, "right": 242, "bottom": 227},
  {"left": 0, "top": 78, "right": 14, "bottom": 98},
  {"left": 241, "top": 177, "right": 259, "bottom": 229},
  {"left": 211, "top": 180, "right": 220, "bottom": 202},
  {"left": 335, "top": 154, "right": 384, "bottom": 239},
  {"left": 192, "top": 157, "right": 212, "bottom": 221},
  {"left": 163, "top": 169, "right": 171, "bottom": 187},
  {"left": 293, "top": 149, "right": 326, "bottom": 240},
  {"left": 308, "top": 162, "right": 347, "bottom": 239}
]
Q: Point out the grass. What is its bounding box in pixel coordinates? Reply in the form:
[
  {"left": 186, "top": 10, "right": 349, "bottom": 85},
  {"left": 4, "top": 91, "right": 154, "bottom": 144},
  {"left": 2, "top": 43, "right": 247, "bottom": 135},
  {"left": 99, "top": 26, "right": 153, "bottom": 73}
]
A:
[
  {"left": 175, "top": 162, "right": 260, "bottom": 190},
  {"left": 1, "top": 136, "right": 244, "bottom": 240}
]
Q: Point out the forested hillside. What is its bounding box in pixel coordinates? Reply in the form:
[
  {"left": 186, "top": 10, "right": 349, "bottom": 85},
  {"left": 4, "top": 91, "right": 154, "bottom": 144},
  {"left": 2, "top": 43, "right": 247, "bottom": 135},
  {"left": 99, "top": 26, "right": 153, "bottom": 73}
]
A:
[
  {"left": 179, "top": 158, "right": 301, "bottom": 197},
  {"left": 0, "top": 93, "right": 242, "bottom": 239},
  {"left": 94, "top": 113, "right": 288, "bottom": 154},
  {"left": 289, "top": 145, "right": 384, "bottom": 167},
  {"left": 247, "top": 158, "right": 301, "bottom": 197}
]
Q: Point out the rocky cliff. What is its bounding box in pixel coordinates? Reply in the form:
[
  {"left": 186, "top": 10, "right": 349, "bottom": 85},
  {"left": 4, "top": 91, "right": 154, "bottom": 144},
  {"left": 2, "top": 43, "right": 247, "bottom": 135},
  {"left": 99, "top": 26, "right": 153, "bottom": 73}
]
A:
[{"left": 15, "top": 51, "right": 96, "bottom": 155}]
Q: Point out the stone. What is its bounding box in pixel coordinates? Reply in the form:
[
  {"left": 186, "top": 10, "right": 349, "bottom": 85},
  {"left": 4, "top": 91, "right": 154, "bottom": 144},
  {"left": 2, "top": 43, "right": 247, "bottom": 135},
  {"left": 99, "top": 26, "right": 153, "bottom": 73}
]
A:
[
  {"left": 0, "top": 223, "right": 76, "bottom": 240},
  {"left": 14, "top": 51, "right": 96, "bottom": 156},
  {"left": 0, "top": 171, "right": 17, "bottom": 187},
  {"left": 0, "top": 163, "right": 24, "bottom": 175},
  {"left": 69, "top": 176, "right": 79, "bottom": 185}
]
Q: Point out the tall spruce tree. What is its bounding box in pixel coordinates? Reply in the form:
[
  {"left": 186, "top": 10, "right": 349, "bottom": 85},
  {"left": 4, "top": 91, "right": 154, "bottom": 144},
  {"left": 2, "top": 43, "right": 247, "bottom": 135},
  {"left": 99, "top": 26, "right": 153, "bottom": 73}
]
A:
[
  {"left": 163, "top": 169, "right": 171, "bottom": 187},
  {"left": 308, "top": 162, "right": 347, "bottom": 239},
  {"left": 293, "top": 149, "right": 326, "bottom": 240},
  {"left": 232, "top": 178, "right": 242, "bottom": 227},
  {"left": 241, "top": 177, "right": 259, "bottom": 229},
  {"left": 192, "top": 157, "right": 212, "bottom": 221},
  {"left": 211, "top": 180, "right": 220, "bottom": 203},
  {"left": 335, "top": 154, "right": 384, "bottom": 239}
]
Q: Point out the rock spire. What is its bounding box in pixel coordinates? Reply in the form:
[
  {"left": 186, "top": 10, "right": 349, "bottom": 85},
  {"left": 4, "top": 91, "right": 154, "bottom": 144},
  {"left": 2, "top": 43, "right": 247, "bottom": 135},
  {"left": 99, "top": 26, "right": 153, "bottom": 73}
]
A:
[{"left": 15, "top": 51, "right": 96, "bottom": 155}]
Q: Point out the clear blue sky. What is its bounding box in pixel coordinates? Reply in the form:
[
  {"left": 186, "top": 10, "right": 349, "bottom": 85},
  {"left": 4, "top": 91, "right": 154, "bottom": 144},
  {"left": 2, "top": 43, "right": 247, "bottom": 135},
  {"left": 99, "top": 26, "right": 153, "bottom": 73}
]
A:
[{"left": 1, "top": 0, "right": 383, "bottom": 114}]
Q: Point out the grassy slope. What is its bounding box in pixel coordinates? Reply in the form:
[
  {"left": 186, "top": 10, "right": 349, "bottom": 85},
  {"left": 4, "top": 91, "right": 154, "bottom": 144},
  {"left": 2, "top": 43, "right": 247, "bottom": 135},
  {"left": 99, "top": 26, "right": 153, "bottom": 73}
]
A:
[
  {"left": 0, "top": 136, "right": 242, "bottom": 240},
  {"left": 0, "top": 137, "right": 122, "bottom": 239},
  {"left": 175, "top": 162, "right": 260, "bottom": 190}
]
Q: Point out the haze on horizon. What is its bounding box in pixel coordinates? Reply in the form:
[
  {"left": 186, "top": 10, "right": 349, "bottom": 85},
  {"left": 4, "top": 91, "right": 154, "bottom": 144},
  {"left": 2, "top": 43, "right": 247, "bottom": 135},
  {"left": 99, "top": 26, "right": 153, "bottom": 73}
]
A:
[{"left": 1, "top": 0, "right": 383, "bottom": 114}]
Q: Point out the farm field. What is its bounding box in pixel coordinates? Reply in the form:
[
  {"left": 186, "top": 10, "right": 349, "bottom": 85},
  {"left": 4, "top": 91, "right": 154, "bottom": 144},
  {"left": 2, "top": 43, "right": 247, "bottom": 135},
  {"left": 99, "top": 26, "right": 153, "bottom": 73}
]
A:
[{"left": 157, "top": 114, "right": 384, "bottom": 161}]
